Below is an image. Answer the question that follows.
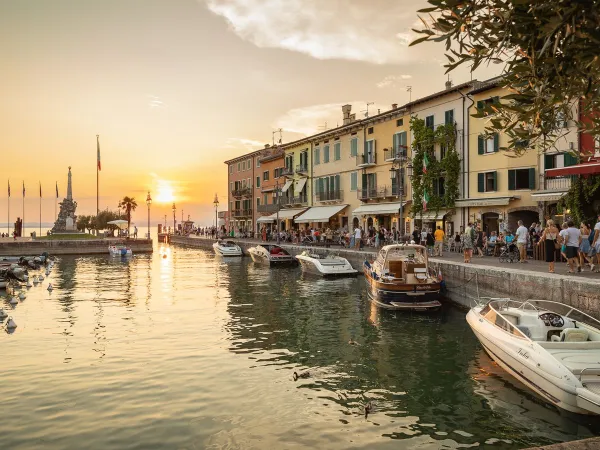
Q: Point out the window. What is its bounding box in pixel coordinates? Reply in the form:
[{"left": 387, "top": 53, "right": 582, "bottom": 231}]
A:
[
  {"left": 440, "top": 144, "right": 447, "bottom": 160},
  {"left": 433, "top": 177, "right": 446, "bottom": 197},
  {"left": 237, "top": 162, "right": 241, "bottom": 171},
  {"left": 595, "top": 137, "right": 600, "bottom": 158},
  {"left": 477, "top": 171, "right": 497, "bottom": 192},
  {"left": 350, "top": 172, "right": 358, "bottom": 191},
  {"left": 365, "top": 140, "right": 375, "bottom": 159},
  {"left": 247, "top": 159, "right": 251, "bottom": 170},
  {"left": 556, "top": 112, "right": 568, "bottom": 128},
  {"left": 256, "top": 176, "right": 260, "bottom": 188},
  {"left": 256, "top": 159, "right": 260, "bottom": 168},
  {"left": 334, "top": 142, "right": 341, "bottom": 161},
  {"left": 324, "top": 145, "right": 330, "bottom": 163},
  {"left": 263, "top": 170, "right": 269, "bottom": 181},
  {"left": 230, "top": 201, "right": 233, "bottom": 212},
  {"left": 350, "top": 138, "right": 358, "bottom": 157},
  {"left": 274, "top": 168, "right": 280, "bottom": 178},
  {"left": 229, "top": 165, "right": 233, "bottom": 174},
  {"left": 396, "top": 118, "right": 404, "bottom": 127},
  {"left": 478, "top": 134, "right": 499, "bottom": 154},
  {"left": 544, "top": 153, "right": 577, "bottom": 170},
  {"left": 300, "top": 150, "right": 308, "bottom": 168},
  {"left": 230, "top": 182, "right": 234, "bottom": 192},
  {"left": 477, "top": 96, "right": 500, "bottom": 115},
  {"left": 368, "top": 127, "right": 374, "bottom": 134},
  {"left": 425, "top": 115, "right": 434, "bottom": 130},
  {"left": 508, "top": 168, "right": 535, "bottom": 190},
  {"left": 247, "top": 178, "right": 251, "bottom": 188},
  {"left": 256, "top": 197, "right": 260, "bottom": 207},
  {"left": 285, "top": 155, "right": 293, "bottom": 171},
  {"left": 263, "top": 193, "right": 268, "bottom": 205},
  {"left": 314, "top": 147, "right": 320, "bottom": 165},
  {"left": 393, "top": 132, "right": 407, "bottom": 157},
  {"left": 444, "top": 110, "right": 454, "bottom": 125}
]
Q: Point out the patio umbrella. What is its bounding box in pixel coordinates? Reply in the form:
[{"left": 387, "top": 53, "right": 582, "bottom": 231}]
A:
[{"left": 106, "top": 219, "right": 129, "bottom": 230}]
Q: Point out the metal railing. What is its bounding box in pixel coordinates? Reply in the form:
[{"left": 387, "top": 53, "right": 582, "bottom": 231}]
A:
[
  {"left": 231, "top": 209, "right": 253, "bottom": 218},
  {"left": 316, "top": 190, "right": 343, "bottom": 202},
  {"left": 295, "top": 164, "right": 308, "bottom": 174},
  {"left": 283, "top": 195, "right": 308, "bottom": 205},
  {"left": 257, "top": 204, "right": 279, "bottom": 213},
  {"left": 232, "top": 187, "right": 252, "bottom": 198},
  {"left": 384, "top": 148, "right": 408, "bottom": 162},
  {"left": 356, "top": 152, "right": 376, "bottom": 166},
  {"left": 540, "top": 174, "right": 573, "bottom": 191},
  {"left": 280, "top": 166, "right": 294, "bottom": 176}
]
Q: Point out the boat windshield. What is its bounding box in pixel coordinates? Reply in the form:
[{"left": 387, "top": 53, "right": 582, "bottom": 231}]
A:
[
  {"left": 479, "top": 300, "right": 531, "bottom": 340},
  {"left": 380, "top": 247, "right": 427, "bottom": 265}
]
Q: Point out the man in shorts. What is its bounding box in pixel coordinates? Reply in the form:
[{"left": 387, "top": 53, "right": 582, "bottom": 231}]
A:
[
  {"left": 590, "top": 213, "right": 600, "bottom": 272},
  {"left": 565, "top": 220, "right": 581, "bottom": 273},
  {"left": 515, "top": 220, "right": 529, "bottom": 263}
]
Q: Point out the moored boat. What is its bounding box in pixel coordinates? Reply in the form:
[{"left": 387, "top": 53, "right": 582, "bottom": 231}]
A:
[
  {"left": 108, "top": 245, "right": 133, "bottom": 257},
  {"left": 296, "top": 251, "right": 357, "bottom": 277},
  {"left": 467, "top": 298, "right": 600, "bottom": 415},
  {"left": 247, "top": 245, "right": 296, "bottom": 267},
  {"left": 212, "top": 240, "right": 243, "bottom": 257},
  {"left": 363, "top": 244, "right": 441, "bottom": 311}
]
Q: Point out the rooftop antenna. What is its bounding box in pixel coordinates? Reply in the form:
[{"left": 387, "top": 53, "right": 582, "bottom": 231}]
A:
[
  {"left": 407, "top": 86, "right": 412, "bottom": 103},
  {"left": 318, "top": 121, "right": 328, "bottom": 131},
  {"left": 272, "top": 128, "right": 282, "bottom": 146},
  {"left": 362, "top": 102, "right": 374, "bottom": 118}
]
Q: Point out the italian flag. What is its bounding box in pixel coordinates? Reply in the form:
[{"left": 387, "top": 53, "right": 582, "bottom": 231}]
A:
[
  {"left": 423, "top": 153, "right": 429, "bottom": 174},
  {"left": 423, "top": 189, "right": 430, "bottom": 211}
]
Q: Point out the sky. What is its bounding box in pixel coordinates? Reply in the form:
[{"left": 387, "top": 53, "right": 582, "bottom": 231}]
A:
[{"left": 0, "top": 0, "right": 498, "bottom": 227}]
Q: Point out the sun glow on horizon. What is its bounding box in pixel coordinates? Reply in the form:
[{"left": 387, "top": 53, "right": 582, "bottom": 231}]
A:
[{"left": 155, "top": 180, "right": 175, "bottom": 203}]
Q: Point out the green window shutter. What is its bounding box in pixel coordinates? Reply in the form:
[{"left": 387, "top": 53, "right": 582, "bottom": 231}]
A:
[
  {"left": 445, "top": 110, "right": 454, "bottom": 125},
  {"left": 318, "top": 178, "right": 324, "bottom": 194},
  {"left": 564, "top": 153, "right": 577, "bottom": 167},
  {"left": 323, "top": 145, "right": 329, "bottom": 163},
  {"left": 399, "top": 132, "right": 407, "bottom": 155},
  {"left": 334, "top": 143, "right": 341, "bottom": 160},
  {"left": 508, "top": 169, "right": 516, "bottom": 190},
  {"left": 478, "top": 173, "right": 484, "bottom": 193},
  {"left": 492, "top": 171, "right": 497, "bottom": 191},
  {"left": 477, "top": 100, "right": 483, "bottom": 110},
  {"left": 362, "top": 173, "right": 367, "bottom": 190},
  {"left": 478, "top": 135, "right": 484, "bottom": 155},
  {"left": 528, "top": 168, "right": 536, "bottom": 189},
  {"left": 315, "top": 148, "right": 320, "bottom": 165},
  {"left": 493, "top": 133, "right": 499, "bottom": 152},
  {"left": 391, "top": 173, "right": 397, "bottom": 190},
  {"left": 393, "top": 133, "right": 398, "bottom": 153},
  {"left": 350, "top": 139, "right": 357, "bottom": 157},
  {"left": 350, "top": 172, "right": 357, "bottom": 191},
  {"left": 544, "top": 154, "right": 554, "bottom": 170},
  {"left": 335, "top": 174, "right": 340, "bottom": 191}
]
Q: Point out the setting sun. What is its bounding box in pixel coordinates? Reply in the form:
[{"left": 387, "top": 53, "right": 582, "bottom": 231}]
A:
[{"left": 155, "top": 181, "right": 175, "bottom": 203}]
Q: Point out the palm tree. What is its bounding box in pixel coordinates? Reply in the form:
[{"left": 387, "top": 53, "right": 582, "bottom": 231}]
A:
[{"left": 118, "top": 196, "right": 138, "bottom": 236}]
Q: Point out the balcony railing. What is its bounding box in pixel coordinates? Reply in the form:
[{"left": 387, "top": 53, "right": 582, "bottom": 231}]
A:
[
  {"left": 295, "top": 164, "right": 308, "bottom": 174},
  {"left": 390, "top": 185, "right": 405, "bottom": 197},
  {"left": 356, "top": 152, "right": 376, "bottom": 167},
  {"left": 231, "top": 209, "right": 253, "bottom": 218},
  {"left": 384, "top": 148, "right": 408, "bottom": 162},
  {"left": 540, "top": 174, "right": 573, "bottom": 191},
  {"left": 316, "top": 190, "right": 343, "bottom": 202},
  {"left": 232, "top": 187, "right": 252, "bottom": 198},
  {"left": 283, "top": 194, "right": 308, "bottom": 206},
  {"left": 358, "top": 186, "right": 396, "bottom": 200},
  {"left": 280, "top": 166, "right": 294, "bottom": 177},
  {"left": 257, "top": 204, "right": 279, "bottom": 213}
]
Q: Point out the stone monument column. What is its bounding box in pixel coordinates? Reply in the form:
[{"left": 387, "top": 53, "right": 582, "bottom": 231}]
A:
[{"left": 67, "top": 166, "right": 73, "bottom": 201}]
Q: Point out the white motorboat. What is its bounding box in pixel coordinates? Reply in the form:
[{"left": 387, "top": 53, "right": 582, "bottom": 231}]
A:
[
  {"left": 108, "top": 245, "right": 133, "bottom": 257},
  {"left": 295, "top": 251, "right": 357, "bottom": 277},
  {"left": 247, "top": 245, "right": 296, "bottom": 267},
  {"left": 467, "top": 298, "right": 600, "bottom": 415},
  {"left": 212, "top": 240, "right": 243, "bottom": 257}
]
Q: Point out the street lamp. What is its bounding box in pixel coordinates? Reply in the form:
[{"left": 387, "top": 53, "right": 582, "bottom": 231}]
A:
[
  {"left": 274, "top": 180, "right": 281, "bottom": 245},
  {"left": 172, "top": 202, "right": 176, "bottom": 234},
  {"left": 213, "top": 193, "right": 219, "bottom": 239},
  {"left": 146, "top": 191, "right": 152, "bottom": 239},
  {"left": 388, "top": 147, "right": 413, "bottom": 240}
]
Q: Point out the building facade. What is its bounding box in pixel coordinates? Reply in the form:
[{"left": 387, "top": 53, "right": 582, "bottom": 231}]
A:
[
  {"left": 225, "top": 150, "right": 262, "bottom": 233},
  {"left": 255, "top": 145, "right": 285, "bottom": 230}
]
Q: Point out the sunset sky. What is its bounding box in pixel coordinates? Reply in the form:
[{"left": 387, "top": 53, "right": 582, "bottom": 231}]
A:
[{"left": 0, "top": 0, "right": 498, "bottom": 226}]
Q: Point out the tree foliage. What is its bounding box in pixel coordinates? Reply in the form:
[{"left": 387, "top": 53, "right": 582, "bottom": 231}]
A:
[
  {"left": 118, "top": 196, "right": 138, "bottom": 233},
  {"left": 412, "top": 0, "right": 600, "bottom": 154}
]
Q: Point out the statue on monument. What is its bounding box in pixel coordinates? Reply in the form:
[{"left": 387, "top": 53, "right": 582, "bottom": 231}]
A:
[{"left": 52, "top": 166, "right": 79, "bottom": 233}]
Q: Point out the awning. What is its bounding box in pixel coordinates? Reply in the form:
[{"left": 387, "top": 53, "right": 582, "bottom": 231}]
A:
[
  {"left": 294, "top": 205, "right": 348, "bottom": 224},
  {"left": 352, "top": 202, "right": 407, "bottom": 216},
  {"left": 257, "top": 216, "right": 275, "bottom": 223},
  {"left": 294, "top": 177, "right": 307, "bottom": 193},
  {"left": 263, "top": 208, "right": 307, "bottom": 221},
  {"left": 281, "top": 180, "right": 293, "bottom": 193},
  {"left": 531, "top": 192, "right": 567, "bottom": 202},
  {"left": 546, "top": 163, "right": 600, "bottom": 177},
  {"left": 455, "top": 196, "right": 517, "bottom": 207},
  {"left": 414, "top": 209, "right": 449, "bottom": 221}
]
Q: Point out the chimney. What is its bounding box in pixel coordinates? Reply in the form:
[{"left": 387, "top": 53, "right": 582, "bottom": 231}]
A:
[
  {"left": 264, "top": 144, "right": 270, "bottom": 148},
  {"left": 445, "top": 80, "right": 453, "bottom": 90},
  {"left": 342, "top": 104, "right": 353, "bottom": 125},
  {"left": 392, "top": 103, "right": 398, "bottom": 109},
  {"left": 377, "top": 109, "right": 381, "bottom": 114}
]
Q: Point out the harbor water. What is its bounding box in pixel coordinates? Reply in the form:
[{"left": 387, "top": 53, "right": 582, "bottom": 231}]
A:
[{"left": 2, "top": 245, "right": 600, "bottom": 449}]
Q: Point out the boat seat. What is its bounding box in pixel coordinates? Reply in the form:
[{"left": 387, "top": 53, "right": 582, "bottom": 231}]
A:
[
  {"left": 388, "top": 261, "right": 403, "bottom": 278},
  {"left": 551, "top": 328, "right": 589, "bottom": 342},
  {"left": 541, "top": 347, "right": 600, "bottom": 375},
  {"left": 405, "top": 263, "right": 426, "bottom": 274},
  {"left": 516, "top": 326, "right": 532, "bottom": 338}
]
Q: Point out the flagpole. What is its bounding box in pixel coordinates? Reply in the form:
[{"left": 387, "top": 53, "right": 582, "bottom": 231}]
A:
[
  {"left": 96, "top": 135, "right": 100, "bottom": 219},
  {"left": 39, "top": 182, "right": 42, "bottom": 236},
  {"left": 7, "top": 180, "right": 10, "bottom": 236},
  {"left": 22, "top": 182, "right": 25, "bottom": 239}
]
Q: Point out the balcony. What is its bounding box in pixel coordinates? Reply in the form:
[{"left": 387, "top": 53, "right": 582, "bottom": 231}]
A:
[
  {"left": 232, "top": 187, "right": 252, "bottom": 198},
  {"left": 217, "top": 211, "right": 227, "bottom": 219},
  {"left": 384, "top": 148, "right": 408, "bottom": 162},
  {"left": 231, "top": 209, "right": 253, "bottom": 218},
  {"left": 540, "top": 174, "right": 573, "bottom": 191},
  {"left": 295, "top": 164, "right": 308, "bottom": 174},
  {"left": 283, "top": 194, "right": 308, "bottom": 206},
  {"left": 356, "top": 152, "right": 376, "bottom": 168},
  {"left": 257, "top": 204, "right": 279, "bottom": 213},
  {"left": 316, "top": 190, "right": 343, "bottom": 202},
  {"left": 358, "top": 186, "right": 387, "bottom": 200},
  {"left": 390, "top": 185, "right": 405, "bottom": 197},
  {"left": 280, "top": 166, "right": 294, "bottom": 177}
]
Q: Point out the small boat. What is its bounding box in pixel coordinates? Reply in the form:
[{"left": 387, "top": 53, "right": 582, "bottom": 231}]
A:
[
  {"left": 108, "top": 245, "right": 133, "bottom": 257},
  {"left": 212, "top": 240, "right": 243, "bottom": 257},
  {"left": 467, "top": 298, "right": 600, "bottom": 415},
  {"left": 247, "top": 245, "right": 296, "bottom": 267},
  {"left": 295, "top": 251, "right": 357, "bottom": 277},
  {"left": 363, "top": 244, "right": 441, "bottom": 311}
]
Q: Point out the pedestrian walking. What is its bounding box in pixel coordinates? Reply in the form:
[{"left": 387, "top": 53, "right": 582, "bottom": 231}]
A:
[
  {"left": 564, "top": 221, "right": 581, "bottom": 273},
  {"left": 537, "top": 219, "right": 560, "bottom": 273},
  {"left": 354, "top": 226, "right": 361, "bottom": 250},
  {"left": 515, "top": 220, "right": 529, "bottom": 263},
  {"left": 434, "top": 226, "right": 445, "bottom": 257},
  {"left": 463, "top": 223, "right": 475, "bottom": 263}
]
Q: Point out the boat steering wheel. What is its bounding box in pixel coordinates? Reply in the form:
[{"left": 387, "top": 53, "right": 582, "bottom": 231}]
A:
[{"left": 538, "top": 312, "right": 564, "bottom": 328}]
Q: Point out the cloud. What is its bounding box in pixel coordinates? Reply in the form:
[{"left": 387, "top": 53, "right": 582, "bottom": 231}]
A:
[
  {"left": 376, "top": 74, "right": 412, "bottom": 88},
  {"left": 203, "top": 0, "right": 424, "bottom": 64},
  {"left": 147, "top": 95, "right": 165, "bottom": 108},
  {"left": 274, "top": 102, "right": 392, "bottom": 136},
  {"left": 224, "top": 138, "right": 265, "bottom": 150}
]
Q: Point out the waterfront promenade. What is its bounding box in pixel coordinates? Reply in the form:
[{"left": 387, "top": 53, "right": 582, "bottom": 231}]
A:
[{"left": 0, "top": 236, "right": 153, "bottom": 255}]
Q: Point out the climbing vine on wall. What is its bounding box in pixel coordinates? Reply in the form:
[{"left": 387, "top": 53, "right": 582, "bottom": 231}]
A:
[
  {"left": 410, "top": 117, "right": 461, "bottom": 218},
  {"left": 559, "top": 175, "right": 600, "bottom": 224}
]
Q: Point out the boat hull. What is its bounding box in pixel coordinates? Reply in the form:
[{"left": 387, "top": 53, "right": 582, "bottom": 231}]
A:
[
  {"left": 364, "top": 269, "right": 441, "bottom": 311},
  {"left": 248, "top": 251, "right": 296, "bottom": 267},
  {"left": 212, "top": 243, "right": 243, "bottom": 257},
  {"left": 466, "top": 309, "right": 600, "bottom": 415},
  {"left": 296, "top": 256, "right": 357, "bottom": 277}
]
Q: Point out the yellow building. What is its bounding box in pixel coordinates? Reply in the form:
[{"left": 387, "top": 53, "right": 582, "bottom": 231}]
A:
[
  {"left": 461, "top": 81, "right": 540, "bottom": 234},
  {"left": 353, "top": 105, "right": 412, "bottom": 234}
]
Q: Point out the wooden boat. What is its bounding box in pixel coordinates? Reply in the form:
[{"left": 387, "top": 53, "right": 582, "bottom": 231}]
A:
[
  {"left": 247, "top": 245, "right": 296, "bottom": 267},
  {"left": 363, "top": 244, "right": 441, "bottom": 311}
]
